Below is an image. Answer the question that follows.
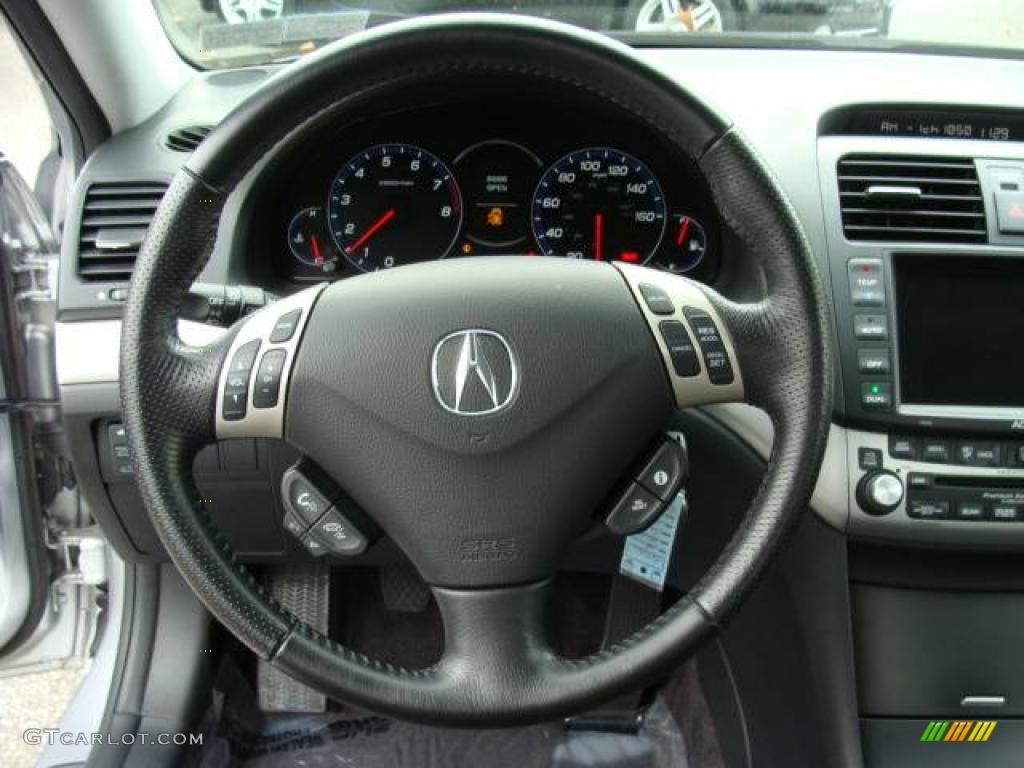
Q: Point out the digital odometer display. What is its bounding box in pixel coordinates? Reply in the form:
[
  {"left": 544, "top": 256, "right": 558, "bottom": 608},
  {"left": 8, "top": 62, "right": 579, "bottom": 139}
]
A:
[
  {"left": 531, "top": 147, "right": 666, "bottom": 263},
  {"left": 327, "top": 144, "right": 462, "bottom": 272}
]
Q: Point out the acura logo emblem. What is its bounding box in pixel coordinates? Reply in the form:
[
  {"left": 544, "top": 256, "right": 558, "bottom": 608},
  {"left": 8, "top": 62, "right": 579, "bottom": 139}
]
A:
[{"left": 431, "top": 330, "right": 518, "bottom": 416}]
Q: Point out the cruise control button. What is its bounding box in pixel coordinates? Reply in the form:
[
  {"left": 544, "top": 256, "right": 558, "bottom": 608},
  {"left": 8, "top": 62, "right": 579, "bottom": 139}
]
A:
[
  {"left": 908, "top": 499, "right": 951, "bottom": 520},
  {"left": 311, "top": 508, "right": 368, "bottom": 556},
  {"left": 682, "top": 308, "right": 734, "bottom": 385},
  {"left": 606, "top": 483, "right": 665, "bottom": 535},
  {"left": 658, "top": 321, "right": 700, "bottom": 377},
  {"left": 638, "top": 283, "right": 675, "bottom": 315},
  {"left": 281, "top": 468, "right": 333, "bottom": 525},
  {"left": 637, "top": 440, "right": 688, "bottom": 501},
  {"left": 253, "top": 349, "right": 287, "bottom": 409},
  {"left": 269, "top": 309, "right": 302, "bottom": 343}
]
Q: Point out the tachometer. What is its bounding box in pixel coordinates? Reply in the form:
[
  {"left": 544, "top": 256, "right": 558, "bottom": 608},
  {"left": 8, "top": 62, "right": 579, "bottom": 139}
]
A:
[
  {"left": 327, "top": 144, "right": 462, "bottom": 271},
  {"left": 531, "top": 147, "right": 666, "bottom": 262}
]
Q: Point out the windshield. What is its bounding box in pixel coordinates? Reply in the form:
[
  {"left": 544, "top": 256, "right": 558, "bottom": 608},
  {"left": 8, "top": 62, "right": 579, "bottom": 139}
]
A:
[{"left": 153, "top": 0, "right": 1024, "bottom": 69}]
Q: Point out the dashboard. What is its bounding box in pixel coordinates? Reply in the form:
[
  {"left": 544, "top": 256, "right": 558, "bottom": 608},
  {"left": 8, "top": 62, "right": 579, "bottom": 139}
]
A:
[{"left": 248, "top": 98, "right": 721, "bottom": 285}]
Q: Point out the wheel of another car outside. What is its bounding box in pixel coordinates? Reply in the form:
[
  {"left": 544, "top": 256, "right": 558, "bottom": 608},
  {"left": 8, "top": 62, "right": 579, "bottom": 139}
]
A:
[{"left": 216, "top": 0, "right": 288, "bottom": 24}]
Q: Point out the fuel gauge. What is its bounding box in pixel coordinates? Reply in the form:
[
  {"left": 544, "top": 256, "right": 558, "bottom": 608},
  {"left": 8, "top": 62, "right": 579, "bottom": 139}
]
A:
[
  {"left": 653, "top": 214, "right": 706, "bottom": 274},
  {"left": 288, "top": 207, "right": 337, "bottom": 272}
]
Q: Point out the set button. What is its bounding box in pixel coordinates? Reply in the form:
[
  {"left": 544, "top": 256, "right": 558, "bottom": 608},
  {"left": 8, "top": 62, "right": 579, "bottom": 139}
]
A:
[{"left": 682, "top": 307, "right": 734, "bottom": 385}]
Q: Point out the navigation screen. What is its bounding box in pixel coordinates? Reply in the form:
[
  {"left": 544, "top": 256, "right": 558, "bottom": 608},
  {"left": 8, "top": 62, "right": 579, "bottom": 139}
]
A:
[{"left": 895, "top": 255, "right": 1024, "bottom": 407}]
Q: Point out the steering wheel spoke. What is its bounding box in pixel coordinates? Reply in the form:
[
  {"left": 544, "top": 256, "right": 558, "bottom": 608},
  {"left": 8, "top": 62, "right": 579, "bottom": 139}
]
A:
[
  {"left": 216, "top": 284, "right": 325, "bottom": 440},
  {"left": 614, "top": 263, "right": 746, "bottom": 409},
  {"left": 432, "top": 581, "right": 556, "bottom": 710}
]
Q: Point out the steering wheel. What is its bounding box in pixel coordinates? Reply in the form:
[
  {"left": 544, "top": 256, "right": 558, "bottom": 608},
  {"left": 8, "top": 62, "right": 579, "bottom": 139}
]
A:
[{"left": 120, "top": 15, "right": 832, "bottom": 726}]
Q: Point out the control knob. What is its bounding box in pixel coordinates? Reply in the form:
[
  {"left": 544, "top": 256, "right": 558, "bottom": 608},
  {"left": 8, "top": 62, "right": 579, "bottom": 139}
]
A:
[{"left": 856, "top": 470, "right": 904, "bottom": 516}]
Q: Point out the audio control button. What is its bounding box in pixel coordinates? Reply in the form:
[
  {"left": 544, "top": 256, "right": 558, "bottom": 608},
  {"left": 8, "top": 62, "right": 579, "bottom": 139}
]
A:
[
  {"left": 857, "top": 470, "right": 904, "bottom": 516},
  {"left": 921, "top": 441, "right": 951, "bottom": 463},
  {"left": 956, "top": 502, "right": 987, "bottom": 521},
  {"left": 889, "top": 436, "right": 917, "bottom": 460},
  {"left": 956, "top": 442, "right": 1000, "bottom": 467},
  {"left": 908, "top": 499, "right": 951, "bottom": 520},
  {"left": 991, "top": 504, "right": 1024, "bottom": 522}
]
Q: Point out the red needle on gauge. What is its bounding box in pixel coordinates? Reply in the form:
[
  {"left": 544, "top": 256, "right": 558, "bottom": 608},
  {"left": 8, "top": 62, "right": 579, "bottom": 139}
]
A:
[
  {"left": 675, "top": 216, "right": 692, "bottom": 247},
  {"left": 309, "top": 234, "right": 323, "bottom": 264},
  {"left": 348, "top": 208, "right": 396, "bottom": 253},
  {"left": 593, "top": 212, "right": 604, "bottom": 261}
]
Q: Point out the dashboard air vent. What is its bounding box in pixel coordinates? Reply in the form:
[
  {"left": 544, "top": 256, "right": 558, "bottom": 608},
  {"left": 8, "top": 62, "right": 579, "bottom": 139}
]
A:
[
  {"left": 76, "top": 181, "right": 168, "bottom": 281},
  {"left": 837, "top": 155, "right": 986, "bottom": 244},
  {"left": 164, "top": 125, "right": 212, "bottom": 152}
]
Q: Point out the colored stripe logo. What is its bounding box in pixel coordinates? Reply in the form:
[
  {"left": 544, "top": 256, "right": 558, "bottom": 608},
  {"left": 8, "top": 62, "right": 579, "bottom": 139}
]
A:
[{"left": 921, "top": 721, "right": 997, "bottom": 742}]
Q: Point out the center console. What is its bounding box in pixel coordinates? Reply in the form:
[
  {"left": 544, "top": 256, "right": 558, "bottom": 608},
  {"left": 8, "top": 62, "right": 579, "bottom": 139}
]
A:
[{"left": 819, "top": 119, "right": 1024, "bottom": 548}]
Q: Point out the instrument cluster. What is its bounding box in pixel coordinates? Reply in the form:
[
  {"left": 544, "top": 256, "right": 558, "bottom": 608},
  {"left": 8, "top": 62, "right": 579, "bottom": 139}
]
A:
[{"left": 261, "top": 100, "right": 721, "bottom": 284}]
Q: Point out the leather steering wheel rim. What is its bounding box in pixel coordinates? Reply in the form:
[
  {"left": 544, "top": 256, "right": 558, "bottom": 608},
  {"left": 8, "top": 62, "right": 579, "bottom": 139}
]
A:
[{"left": 120, "top": 14, "right": 833, "bottom": 726}]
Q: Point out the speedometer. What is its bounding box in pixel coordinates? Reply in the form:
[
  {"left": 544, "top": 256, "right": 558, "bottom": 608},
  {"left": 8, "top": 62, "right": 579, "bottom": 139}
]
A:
[
  {"left": 327, "top": 144, "right": 462, "bottom": 272},
  {"left": 531, "top": 148, "right": 666, "bottom": 263}
]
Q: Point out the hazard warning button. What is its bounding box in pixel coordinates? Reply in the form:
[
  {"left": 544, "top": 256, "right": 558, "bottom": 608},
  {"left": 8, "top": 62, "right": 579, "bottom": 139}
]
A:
[{"left": 996, "top": 191, "right": 1024, "bottom": 234}]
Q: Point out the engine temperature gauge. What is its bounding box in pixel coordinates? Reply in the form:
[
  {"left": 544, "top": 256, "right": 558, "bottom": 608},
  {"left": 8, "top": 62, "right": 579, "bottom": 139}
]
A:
[
  {"left": 287, "top": 207, "right": 337, "bottom": 272},
  {"left": 652, "top": 214, "right": 707, "bottom": 274}
]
